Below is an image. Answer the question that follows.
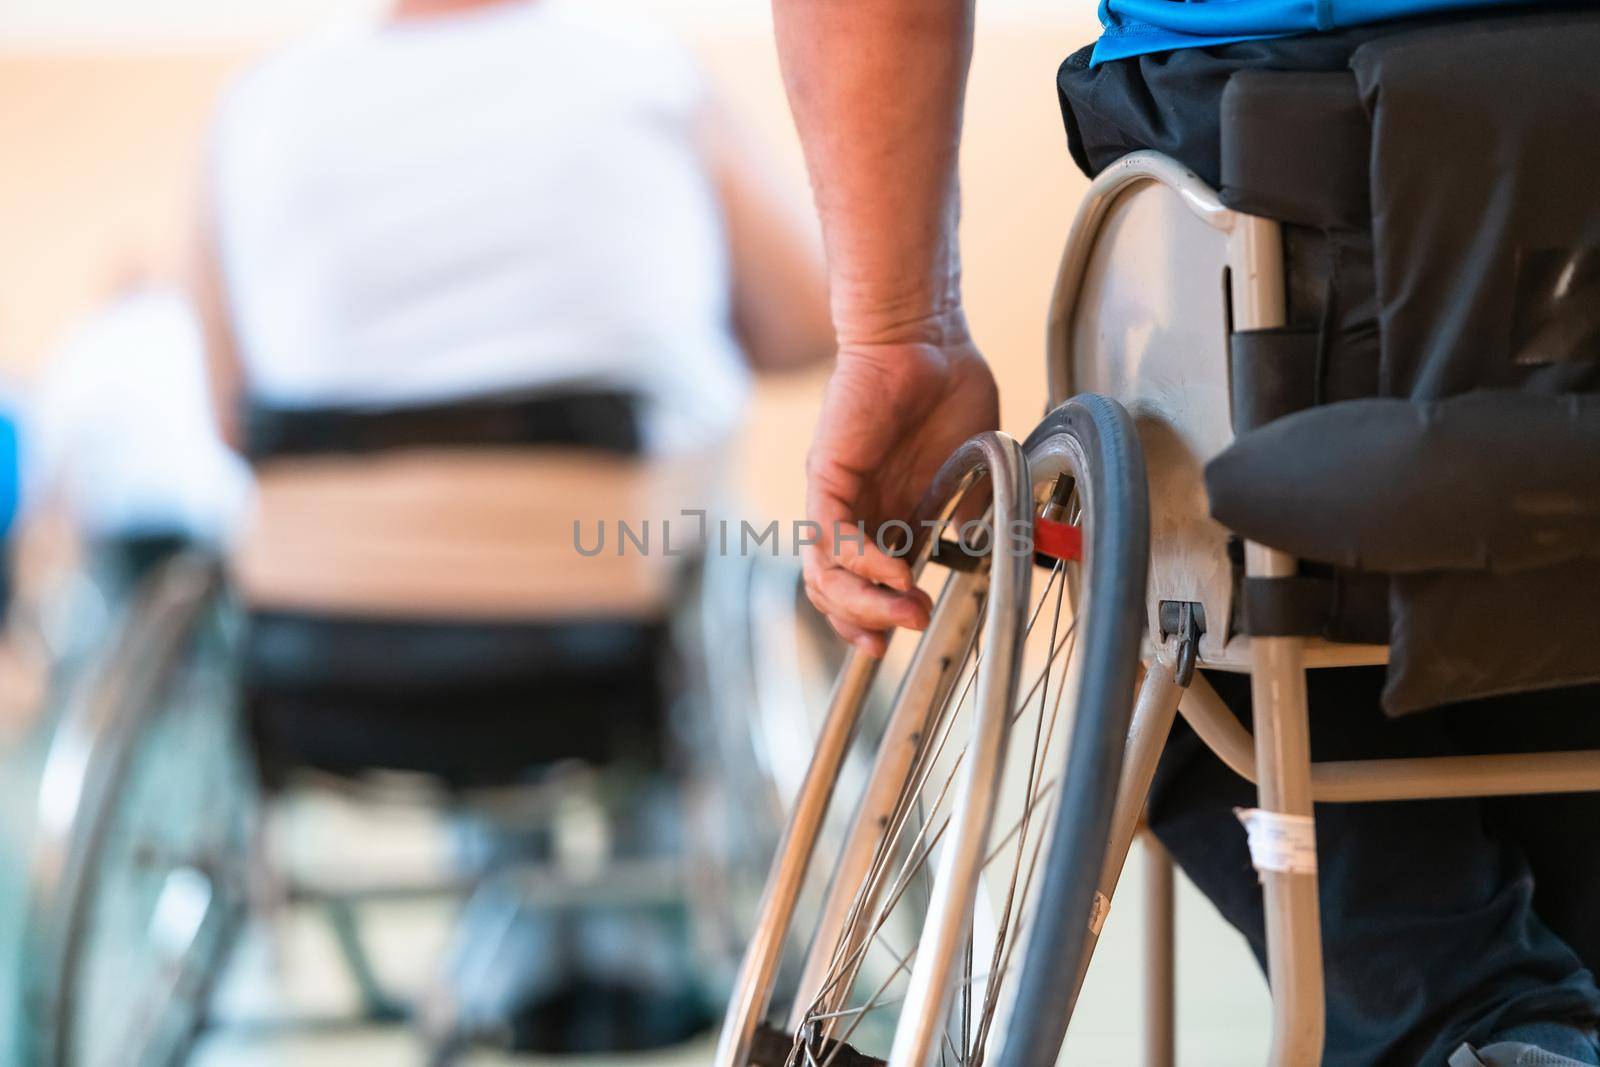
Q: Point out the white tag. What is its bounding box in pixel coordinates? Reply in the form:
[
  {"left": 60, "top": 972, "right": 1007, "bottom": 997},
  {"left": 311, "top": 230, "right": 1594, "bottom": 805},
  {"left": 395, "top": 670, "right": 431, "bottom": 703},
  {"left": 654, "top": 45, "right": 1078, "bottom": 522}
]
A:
[
  {"left": 1235, "top": 807, "right": 1317, "bottom": 876},
  {"left": 1087, "top": 891, "right": 1110, "bottom": 935}
]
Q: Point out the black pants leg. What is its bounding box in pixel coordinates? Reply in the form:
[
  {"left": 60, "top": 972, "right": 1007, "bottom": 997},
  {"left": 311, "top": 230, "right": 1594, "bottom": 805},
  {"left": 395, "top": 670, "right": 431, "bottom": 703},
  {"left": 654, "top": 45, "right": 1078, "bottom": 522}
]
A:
[
  {"left": 1146, "top": 668, "right": 1600, "bottom": 1067},
  {"left": 1443, "top": 685, "right": 1600, "bottom": 977}
]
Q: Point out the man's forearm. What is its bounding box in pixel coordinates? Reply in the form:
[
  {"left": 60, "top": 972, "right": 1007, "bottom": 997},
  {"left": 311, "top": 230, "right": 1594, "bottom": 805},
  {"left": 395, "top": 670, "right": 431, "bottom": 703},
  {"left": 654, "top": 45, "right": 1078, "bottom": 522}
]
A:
[{"left": 772, "top": 0, "right": 976, "bottom": 345}]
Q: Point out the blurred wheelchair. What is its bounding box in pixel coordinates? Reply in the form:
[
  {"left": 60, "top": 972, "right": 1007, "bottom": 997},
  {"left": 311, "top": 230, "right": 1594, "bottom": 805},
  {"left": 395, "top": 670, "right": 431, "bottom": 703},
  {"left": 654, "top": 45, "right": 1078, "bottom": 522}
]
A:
[
  {"left": 2, "top": 388, "right": 844, "bottom": 1065},
  {"left": 0, "top": 290, "right": 255, "bottom": 1067},
  {"left": 717, "top": 13, "right": 1600, "bottom": 1067},
  {"left": 10, "top": 547, "right": 251, "bottom": 1067},
  {"left": 222, "top": 388, "right": 845, "bottom": 1059}
]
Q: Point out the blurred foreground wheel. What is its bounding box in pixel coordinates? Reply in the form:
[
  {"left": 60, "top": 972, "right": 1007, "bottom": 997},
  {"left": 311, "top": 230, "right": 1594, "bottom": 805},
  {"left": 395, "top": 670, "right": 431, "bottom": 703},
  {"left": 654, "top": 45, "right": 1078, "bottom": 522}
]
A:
[{"left": 24, "top": 554, "right": 253, "bottom": 1067}]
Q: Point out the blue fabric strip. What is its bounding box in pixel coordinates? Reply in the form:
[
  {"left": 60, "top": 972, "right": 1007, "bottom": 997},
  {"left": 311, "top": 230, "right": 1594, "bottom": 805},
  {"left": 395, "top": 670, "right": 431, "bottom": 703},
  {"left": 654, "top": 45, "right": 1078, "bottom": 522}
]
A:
[
  {"left": 1100, "top": 0, "right": 1317, "bottom": 36},
  {"left": 1090, "top": 0, "right": 1547, "bottom": 64},
  {"left": 0, "top": 413, "right": 17, "bottom": 539},
  {"left": 1090, "top": 28, "right": 1291, "bottom": 63}
]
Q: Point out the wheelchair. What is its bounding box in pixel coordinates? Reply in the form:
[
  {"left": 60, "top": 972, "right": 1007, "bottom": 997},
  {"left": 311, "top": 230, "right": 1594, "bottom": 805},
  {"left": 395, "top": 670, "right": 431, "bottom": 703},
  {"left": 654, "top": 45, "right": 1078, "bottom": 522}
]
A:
[
  {"left": 715, "top": 16, "right": 1600, "bottom": 1067},
  {"left": 3, "top": 390, "right": 842, "bottom": 1065},
  {"left": 691, "top": 544, "right": 853, "bottom": 976},
  {"left": 13, "top": 545, "right": 251, "bottom": 1067},
  {"left": 222, "top": 389, "right": 847, "bottom": 1059}
]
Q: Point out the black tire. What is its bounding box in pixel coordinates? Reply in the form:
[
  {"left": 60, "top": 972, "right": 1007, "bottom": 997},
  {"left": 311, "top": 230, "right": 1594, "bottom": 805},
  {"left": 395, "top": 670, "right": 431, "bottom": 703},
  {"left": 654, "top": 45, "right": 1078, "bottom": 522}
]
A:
[{"left": 1000, "top": 393, "right": 1149, "bottom": 1067}]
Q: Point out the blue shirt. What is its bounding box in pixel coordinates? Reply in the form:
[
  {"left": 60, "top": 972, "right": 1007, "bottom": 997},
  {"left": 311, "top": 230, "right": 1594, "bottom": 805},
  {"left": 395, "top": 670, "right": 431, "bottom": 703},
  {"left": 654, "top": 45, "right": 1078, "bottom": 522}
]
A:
[
  {"left": 0, "top": 410, "right": 17, "bottom": 540},
  {"left": 1093, "top": 0, "right": 1539, "bottom": 63}
]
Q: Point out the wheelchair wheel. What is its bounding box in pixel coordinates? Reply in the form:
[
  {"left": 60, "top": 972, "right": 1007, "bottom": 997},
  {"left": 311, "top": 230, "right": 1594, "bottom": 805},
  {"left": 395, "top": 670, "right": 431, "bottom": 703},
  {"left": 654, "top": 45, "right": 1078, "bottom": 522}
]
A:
[
  {"left": 717, "top": 396, "right": 1148, "bottom": 1067},
  {"left": 23, "top": 553, "right": 252, "bottom": 1067},
  {"left": 688, "top": 551, "right": 854, "bottom": 987}
]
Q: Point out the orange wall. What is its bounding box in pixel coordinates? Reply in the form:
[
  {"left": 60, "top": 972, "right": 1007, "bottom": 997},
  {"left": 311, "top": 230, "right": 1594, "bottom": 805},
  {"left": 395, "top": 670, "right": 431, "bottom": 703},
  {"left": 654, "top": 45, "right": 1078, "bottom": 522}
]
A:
[
  {"left": 0, "top": 20, "right": 1098, "bottom": 518},
  {"left": 0, "top": 51, "right": 247, "bottom": 377}
]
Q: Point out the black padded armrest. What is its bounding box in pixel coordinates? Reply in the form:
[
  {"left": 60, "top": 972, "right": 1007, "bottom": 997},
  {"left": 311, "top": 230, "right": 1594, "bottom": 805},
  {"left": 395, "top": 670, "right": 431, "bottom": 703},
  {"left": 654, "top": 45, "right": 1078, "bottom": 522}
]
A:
[
  {"left": 1219, "top": 70, "right": 1370, "bottom": 231},
  {"left": 1205, "top": 391, "right": 1600, "bottom": 575}
]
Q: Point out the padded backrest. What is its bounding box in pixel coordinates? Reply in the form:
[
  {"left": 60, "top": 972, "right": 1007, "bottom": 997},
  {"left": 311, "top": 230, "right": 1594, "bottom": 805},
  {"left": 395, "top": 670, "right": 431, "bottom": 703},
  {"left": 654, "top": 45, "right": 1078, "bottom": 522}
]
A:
[
  {"left": 1350, "top": 12, "right": 1600, "bottom": 397},
  {"left": 1219, "top": 70, "right": 1369, "bottom": 232},
  {"left": 1219, "top": 11, "right": 1600, "bottom": 399}
]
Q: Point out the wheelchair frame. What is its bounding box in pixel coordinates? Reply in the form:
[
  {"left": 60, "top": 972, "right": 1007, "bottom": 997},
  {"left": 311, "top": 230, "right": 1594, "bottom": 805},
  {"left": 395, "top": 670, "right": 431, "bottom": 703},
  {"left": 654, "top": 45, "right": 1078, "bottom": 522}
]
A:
[{"left": 1050, "top": 151, "right": 1600, "bottom": 1066}]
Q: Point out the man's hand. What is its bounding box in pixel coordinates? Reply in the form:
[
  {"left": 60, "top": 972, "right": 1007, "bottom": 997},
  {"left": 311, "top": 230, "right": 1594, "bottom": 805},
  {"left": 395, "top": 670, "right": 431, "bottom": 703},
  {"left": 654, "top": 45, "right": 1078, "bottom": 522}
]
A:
[
  {"left": 804, "top": 315, "right": 999, "bottom": 656},
  {"left": 773, "top": 0, "right": 980, "bottom": 654}
]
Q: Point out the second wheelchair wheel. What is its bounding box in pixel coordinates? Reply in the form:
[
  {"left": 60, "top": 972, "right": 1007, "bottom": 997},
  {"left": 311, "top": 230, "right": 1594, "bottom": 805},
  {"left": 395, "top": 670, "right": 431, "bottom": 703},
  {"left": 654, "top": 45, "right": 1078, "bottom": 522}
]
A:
[
  {"left": 717, "top": 395, "right": 1148, "bottom": 1067},
  {"left": 23, "top": 553, "right": 253, "bottom": 1067}
]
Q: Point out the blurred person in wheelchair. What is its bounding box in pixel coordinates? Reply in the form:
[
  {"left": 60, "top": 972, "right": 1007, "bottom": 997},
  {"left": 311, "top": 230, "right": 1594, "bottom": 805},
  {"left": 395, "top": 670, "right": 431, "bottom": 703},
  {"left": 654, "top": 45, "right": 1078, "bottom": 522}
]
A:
[
  {"left": 1, "top": 276, "right": 248, "bottom": 714},
  {"left": 191, "top": 0, "right": 831, "bottom": 1054},
  {"left": 777, "top": 1, "right": 1600, "bottom": 1066},
  {"left": 0, "top": 277, "right": 252, "bottom": 1067},
  {"left": 29, "top": 279, "right": 249, "bottom": 587}
]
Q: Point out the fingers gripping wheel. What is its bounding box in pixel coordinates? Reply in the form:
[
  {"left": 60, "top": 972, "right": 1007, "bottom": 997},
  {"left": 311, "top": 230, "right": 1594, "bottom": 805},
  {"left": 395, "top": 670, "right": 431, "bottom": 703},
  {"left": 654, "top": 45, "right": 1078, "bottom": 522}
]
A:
[{"left": 717, "top": 397, "right": 1149, "bottom": 1067}]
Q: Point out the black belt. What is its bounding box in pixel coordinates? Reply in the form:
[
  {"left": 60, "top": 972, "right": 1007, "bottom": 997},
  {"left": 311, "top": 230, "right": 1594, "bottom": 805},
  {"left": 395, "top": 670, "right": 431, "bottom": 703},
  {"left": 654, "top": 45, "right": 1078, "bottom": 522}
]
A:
[{"left": 244, "top": 389, "right": 642, "bottom": 462}]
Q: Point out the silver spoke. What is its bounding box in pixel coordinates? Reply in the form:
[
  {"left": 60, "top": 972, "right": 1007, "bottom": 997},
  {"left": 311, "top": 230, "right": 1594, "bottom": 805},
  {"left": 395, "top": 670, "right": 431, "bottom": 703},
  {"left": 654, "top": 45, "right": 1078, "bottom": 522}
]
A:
[
  {"left": 794, "top": 483, "right": 1090, "bottom": 1066},
  {"left": 969, "top": 562, "right": 1070, "bottom": 1058},
  {"left": 807, "top": 618, "right": 994, "bottom": 1033}
]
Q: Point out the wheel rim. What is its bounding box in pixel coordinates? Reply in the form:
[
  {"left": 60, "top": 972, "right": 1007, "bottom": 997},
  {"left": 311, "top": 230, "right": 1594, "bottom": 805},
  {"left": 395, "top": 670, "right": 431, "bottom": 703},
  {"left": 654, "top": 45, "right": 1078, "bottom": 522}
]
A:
[
  {"left": 715, "top": 432, "right": 1032, "bottom": 1067},
  {"left": 25, "top": 557, "right": 251, "bottom": 1067},
  {"left": 726, "top": 427, "right": 1110, "bottom": 1067}
]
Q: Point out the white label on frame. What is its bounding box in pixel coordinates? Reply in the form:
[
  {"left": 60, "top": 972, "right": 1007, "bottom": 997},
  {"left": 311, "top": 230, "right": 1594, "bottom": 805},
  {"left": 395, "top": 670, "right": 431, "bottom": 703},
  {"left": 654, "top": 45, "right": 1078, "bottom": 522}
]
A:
[
  {"left": 1088, "top": 891, "right": 1111, "bottom": 935},
  {"left": 1235, "top": 807, "right": 1317, "bottom": 876}
]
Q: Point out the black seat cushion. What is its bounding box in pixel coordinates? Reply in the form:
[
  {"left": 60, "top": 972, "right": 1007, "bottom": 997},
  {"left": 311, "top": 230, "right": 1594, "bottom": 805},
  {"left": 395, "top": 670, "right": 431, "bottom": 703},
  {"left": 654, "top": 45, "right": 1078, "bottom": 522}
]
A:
[{"left": 243, "top": 612, "right": 675, "bottom": 791}]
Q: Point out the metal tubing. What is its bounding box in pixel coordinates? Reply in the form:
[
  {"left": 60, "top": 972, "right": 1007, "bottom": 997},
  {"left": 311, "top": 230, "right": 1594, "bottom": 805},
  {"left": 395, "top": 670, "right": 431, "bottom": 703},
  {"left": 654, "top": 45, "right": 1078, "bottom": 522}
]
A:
[
  {"left": 1176, "top": 673, "right": 1259, "bottom": 783},
  {"left": 1230, "top": 217, "right": 1286, "bottom": 332},
  {"left": 1224, "top": 200, "right": 1323, "bottom": 1067},
  {"left": 1062, "top": 661, "right": 1184, "bottom": 1022},
  {"left": 717, "top": 431, "right": 1033, "bottom": 1067},
  {"left": 786, "top": 570, "right": 986, "bottom": 1031},
  {"left": 1313, "top": 751, "right": 1600, "bottom": 803},
  {"left": 717, "top": 432, "right": 1037, "bottom": 1067},
  {"left": 1180, "top": 673, "right": 1600, "bottom": 803},
  {"left": 887, "top": 435, "right": 1033, "bottom": 1067},
  {"left": 714, "top": 650, "right": 881, "bottom": 1067},
  {"left": 1245, "top": 543, "right": 1325, "bottom": 1067},
  {"left": 1143, "top": 835, "right": 1176, "bottom": 1067},
  {"left": 1047, "top": 152, "right": 1239, "bottom": 405}
]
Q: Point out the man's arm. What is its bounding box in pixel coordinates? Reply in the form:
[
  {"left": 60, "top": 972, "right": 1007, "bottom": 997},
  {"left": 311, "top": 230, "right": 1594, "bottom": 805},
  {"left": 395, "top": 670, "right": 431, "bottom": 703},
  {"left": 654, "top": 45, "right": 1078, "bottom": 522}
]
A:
[
  {"left": 189, "top": 151, "right": 247, "bottom": 455},
  {"left": 774, "top": 0, "right": 975, "bottom": 337},
  {"left": 774, "top": 0, "right": 998, "bottom": 655}
]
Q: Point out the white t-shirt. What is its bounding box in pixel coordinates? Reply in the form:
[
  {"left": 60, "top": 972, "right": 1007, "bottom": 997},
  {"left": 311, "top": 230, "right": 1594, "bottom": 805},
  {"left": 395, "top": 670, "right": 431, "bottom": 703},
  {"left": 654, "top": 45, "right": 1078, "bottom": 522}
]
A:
[
  {"left": 210, "top": 0, "right": 750, "bottom": 455},
  {"left": 28, "top": 290, "right": 251, "bottom": 542}
]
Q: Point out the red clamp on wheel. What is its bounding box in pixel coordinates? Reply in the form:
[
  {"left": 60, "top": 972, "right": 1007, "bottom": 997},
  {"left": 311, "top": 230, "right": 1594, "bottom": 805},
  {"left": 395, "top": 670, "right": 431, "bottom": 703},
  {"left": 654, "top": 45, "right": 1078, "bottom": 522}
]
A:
[{"left": 1034, "top": 516, "right": 1082, "bottom": 562}]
